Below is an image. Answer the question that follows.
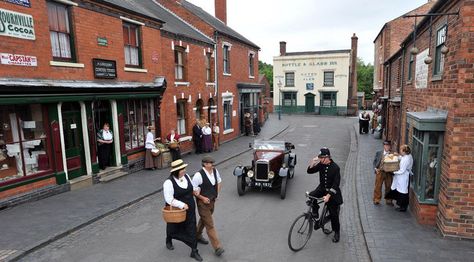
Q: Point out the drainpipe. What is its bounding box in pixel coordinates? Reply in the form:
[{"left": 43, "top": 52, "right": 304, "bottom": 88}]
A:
[
  {"left": 57, "top": 102, "right": 68, "bottom": 181},
  {"left": 398, "top": 47, "right": 406, "bottom": 147},
  {"left": 214, "top": 31, "right": 220, "bottom": 135}
]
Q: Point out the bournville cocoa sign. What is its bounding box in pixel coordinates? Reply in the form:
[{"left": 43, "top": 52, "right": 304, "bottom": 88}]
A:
[
  {"left": 93, "top": 59, "right": 117, "bottom": 79},
  {"left": 0, "top": 8, "right": 35, "bottom": 40}
]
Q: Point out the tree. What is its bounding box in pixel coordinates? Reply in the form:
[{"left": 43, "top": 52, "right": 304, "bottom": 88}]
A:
[
  {"left": 357, "top": 58, "right": 374, "bottom": 99},
  {"left": 258, "top": 61, "right": 273, "bottom": 88}
]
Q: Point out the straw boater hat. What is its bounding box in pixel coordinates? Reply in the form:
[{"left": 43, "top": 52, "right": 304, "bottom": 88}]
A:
[{"left": 170, "top": 159, "right": 188, "bottom": 173}]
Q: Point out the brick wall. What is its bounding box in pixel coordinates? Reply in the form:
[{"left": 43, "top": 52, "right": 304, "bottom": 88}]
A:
[
  {"left": 0, "top": 177, "right": 56, "bottom": 199},
  {"left": 385, "top": 0, "right": 474, "bottom": 239}
]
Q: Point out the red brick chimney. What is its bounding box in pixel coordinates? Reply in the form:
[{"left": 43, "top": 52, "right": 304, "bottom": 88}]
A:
[
  {"left": 349, "top": 33, "right": 359, "bottom": 115},
  {"left": 215, "top": 0, "right": 227, "bottom": 24},
  {"left": 280, "top": 41, "right": 286, "bottom": 56}
]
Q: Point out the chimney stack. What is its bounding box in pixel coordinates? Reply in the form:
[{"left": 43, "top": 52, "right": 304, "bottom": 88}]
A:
[
  {"left": 349, "top": 33, "right": 359, "bottom": 115},
  {"left": 280, "top": 41, "right": 286, "bottom": 56},
  {"left": 215, "top": 0, "right": 227, "bottom": 24}
]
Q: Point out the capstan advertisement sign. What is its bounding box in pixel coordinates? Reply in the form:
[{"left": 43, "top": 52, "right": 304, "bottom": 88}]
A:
[{"left": 0, "top": 53, "right": 37, "bottom": 66}]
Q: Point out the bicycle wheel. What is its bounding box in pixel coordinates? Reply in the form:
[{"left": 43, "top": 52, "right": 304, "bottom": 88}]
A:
[
  {"left": 288, "top": 213, "right": 313, "bottom": 252},
  {"left": 320, "top": 205, "right": 333, "bottom": 235}
]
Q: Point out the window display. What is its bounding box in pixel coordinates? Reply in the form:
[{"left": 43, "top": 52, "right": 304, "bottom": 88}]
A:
[
  {"left": 0, "top": 105, "right": 51, "bottom": 183},
  {"left": 123, "top": 99, "right": 154, "bottom": 151}
]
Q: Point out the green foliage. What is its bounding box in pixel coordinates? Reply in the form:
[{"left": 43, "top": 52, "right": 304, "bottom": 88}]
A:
[
  {"left": 357, "top": 58, "right": 374, "bottom": 99},
  {"left": 258, "top": 61, "right": 273, "bottom": 87}
]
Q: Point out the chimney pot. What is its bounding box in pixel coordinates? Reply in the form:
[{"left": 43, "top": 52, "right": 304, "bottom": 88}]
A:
[{"left": 280, "top": 41, "right": 286, "bottom": 56}]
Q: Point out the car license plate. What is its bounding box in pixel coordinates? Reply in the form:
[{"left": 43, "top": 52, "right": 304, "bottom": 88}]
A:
[{"left": 255, "top": 182, "right": 272, "bottom": 187}]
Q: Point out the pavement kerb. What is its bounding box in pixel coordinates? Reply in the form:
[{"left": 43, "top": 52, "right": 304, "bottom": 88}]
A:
[
  {"left": 7, "top": 123, "right": 290, "bottom": 262},
  {"left": 350, "top": 124, "right": 373, "bottom": 262}
]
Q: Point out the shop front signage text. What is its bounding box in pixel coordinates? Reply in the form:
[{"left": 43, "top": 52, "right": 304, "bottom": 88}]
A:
[
  {"left": 0, "top": 52, "right": 37, "bottom": 66},
  {"left": 0, "top": 8, "right": 35, "bottom": 40},
  {"left": 282, "top": 61, "right": 337, "bottom": 67},
  {"left": 93, "top": 59, "right": 117, "bottom": 79},
  {"left": 2, "top": 0, "right": 31, "bottom": 8}
]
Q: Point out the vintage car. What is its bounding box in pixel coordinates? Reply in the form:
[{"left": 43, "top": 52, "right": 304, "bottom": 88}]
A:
[{"left": 233, "top": 140, "right": 297, "bottom": 199}]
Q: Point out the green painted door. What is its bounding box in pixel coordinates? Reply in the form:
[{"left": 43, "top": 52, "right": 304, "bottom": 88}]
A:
[
  {"left": 62, "top": 102, "right": 86, "bottom": 180},
  {"left": 305, "top": 94, "right": 315, "bottom": 113},
  {"left": 320, "top": 92, "right": 337, "bottom": 115}
]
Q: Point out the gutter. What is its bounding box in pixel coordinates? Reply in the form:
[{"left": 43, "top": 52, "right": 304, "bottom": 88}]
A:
[{"left": 214, "top": 31, "right": 220, "bottom": 132}]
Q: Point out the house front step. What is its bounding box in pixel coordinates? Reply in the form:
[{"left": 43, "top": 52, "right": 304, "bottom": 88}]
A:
[
  {"left": 69, "top": 175, "right": 93, "bottom": 191},
  {"left": 99, "top": 171, "right": 128, "bottom": 183}
]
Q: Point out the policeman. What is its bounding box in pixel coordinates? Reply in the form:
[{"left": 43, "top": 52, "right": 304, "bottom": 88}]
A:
[{"left": 307, "top": 147, "right": 343, "bottom": 243}]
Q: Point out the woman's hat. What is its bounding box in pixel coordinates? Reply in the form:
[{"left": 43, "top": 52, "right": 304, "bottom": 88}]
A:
[{"left": 170, "top": 159, "right": 188, "bottom": 172}]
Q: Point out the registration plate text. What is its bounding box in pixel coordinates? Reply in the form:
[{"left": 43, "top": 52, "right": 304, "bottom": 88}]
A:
[{"left": 254, "top": 182, "right": 272, "bottom": 187}]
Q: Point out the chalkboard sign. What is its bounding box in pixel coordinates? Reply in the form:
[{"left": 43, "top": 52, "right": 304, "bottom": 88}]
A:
[{"left": 93, "top": 59, "right": 117, "bottom": 79}]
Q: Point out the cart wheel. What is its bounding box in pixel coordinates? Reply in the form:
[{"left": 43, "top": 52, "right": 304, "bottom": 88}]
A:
[
  {"left": 237, "top": 175, "right": 246, "bottom": 196},
  {"left": 280, "top": 176, "right": 288, "bottom": 199}
]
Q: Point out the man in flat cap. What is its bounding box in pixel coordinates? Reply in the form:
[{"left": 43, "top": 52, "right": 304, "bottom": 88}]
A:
[
  {"left": 373, "top": 140, "right": 394, "bottom": 205},
  {"left": 307, "top": 147, "right": 343, "bottom": 243},
  {"left": 192, "top": 156, "right": 225, "bottom": 257}
]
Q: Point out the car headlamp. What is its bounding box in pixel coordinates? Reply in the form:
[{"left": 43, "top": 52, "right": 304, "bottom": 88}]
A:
[
  {"left": 268, "top": 171, "right": 275, "bottom": 179},
  {"left": 247, "top": 170, "right": 254, "bottom": 178}
]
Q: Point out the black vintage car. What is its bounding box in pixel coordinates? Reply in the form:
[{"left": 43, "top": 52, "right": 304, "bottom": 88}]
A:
[{"left": 233, "top": 140, "right": 297, "bottom": 199}]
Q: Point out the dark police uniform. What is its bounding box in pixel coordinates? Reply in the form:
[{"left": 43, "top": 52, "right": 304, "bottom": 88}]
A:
[{"left": 307, "top": 160, "right": 343, "bottom": 235}]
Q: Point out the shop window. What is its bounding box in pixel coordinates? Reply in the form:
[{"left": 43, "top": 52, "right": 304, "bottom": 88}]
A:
[
  {"left": 249, "top": 53, "right": 255, "bottom": 77},
  {"left": 47, "top": 1, "right": 74, "bottom": 61},
  {"left": 285, "top": 72, "right": 294, "bottom": 87},
  {"left": 123, "top": 22, "right": 141, "bottom": 67},
  {"left": 0, "top": 105, "right": 51, "bottom": 183},
  {"left": 411, "top": 128, "right": 444, "bottom": 203},
  {"left": 282, "top": 92, "right": 297, "bottom": 106},
  {"left": 323, "top": 71, "right": 334, "bottom": 86},
  {"left": 433, "top": 25, "right": 446, "bottom": 77},
  {"left": 223, "top": 101, "right": 232, "bottom": 130},
  {"left": 177, "top": 100, "right": 187, "bottom": 135},
  {"left": 175, "top": 47, "right": 186, "bottom": 80},
  {"left": 205, "top": 52, "right": 213, "bottom": 82},
  {"left": 223, "top": 45, "right": 231, "bottom": 74},
  {"left": 123, "top": 99, "right": 152, "bottom": 151}
]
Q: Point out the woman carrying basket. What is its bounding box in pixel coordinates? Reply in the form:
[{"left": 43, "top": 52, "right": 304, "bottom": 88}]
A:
[
  {"left": 163, "top": 159, "right": 203, "bottom": 261},
  {"left": 166, "top": 129, "right": 181, "bottom": 161}
]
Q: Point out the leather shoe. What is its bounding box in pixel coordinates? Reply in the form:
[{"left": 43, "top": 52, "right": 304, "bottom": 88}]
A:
[
  {"left": 215, "top": 247, "right": 225, "bottom": 256},
  {"left": 190, "top": 249, "right": 203, "bottom": 261},
  {"left": 313, "top": 220, "right": 320, "bottom": 230},
  {"left": 197, "top": 237, "right": 209, "bottom": 245},
  {"left": 332, "top": 232, "right": 340, "bottom": 243},
  {"left": 166, "top": 242, "right": 174, "bottom": 250},
  {"left": 396, "top": 207, "right": 407, "bottom": 212},
  {"left": 373, "top": 201, "right": 380, "bottom": 205}
]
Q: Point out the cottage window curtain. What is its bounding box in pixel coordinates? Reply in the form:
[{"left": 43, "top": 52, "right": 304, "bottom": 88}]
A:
[
  {"left": 48, "top": 2, "right": 72, "bottom": 60},
  {"left": 123, "top": 23, "right": 140, "bottom": 67}
]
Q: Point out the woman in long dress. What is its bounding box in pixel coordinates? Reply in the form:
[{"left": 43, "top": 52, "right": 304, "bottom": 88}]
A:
[
  {"left": 386, "top": 144, "right": 413, "bottom": 212},
  {"left": 97, "top": 123, "right": 113, "bottom": 170},
  {"left": 144, "top": 126, "right": 159, "bottom": 170},
  {"left": 163, "top": 159, "right": 203, "bottom": 261},
  {"left": 202, "top": 122, "right": 212, "bottom": 153}
]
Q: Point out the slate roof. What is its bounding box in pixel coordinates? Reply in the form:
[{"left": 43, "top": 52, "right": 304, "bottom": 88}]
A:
[
  {"left": 99, "top": 0, "right": 214, "bottom": 45},
  {"left": 179, "top": 0, "right": 260, "bottom": 49}
]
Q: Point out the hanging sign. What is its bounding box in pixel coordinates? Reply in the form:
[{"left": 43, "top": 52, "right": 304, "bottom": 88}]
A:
[
  {"left": 1, "top": 53, "right": 37, "bottom": 66},
  {"left": 1, "top": 0, "right": 31, "bottom": 8},
  {"left": 0, "top": 8, "right": 35, "bottom": 40}
]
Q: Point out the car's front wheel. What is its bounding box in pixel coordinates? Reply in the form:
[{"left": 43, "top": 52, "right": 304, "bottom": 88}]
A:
[
  {"left": 280, "top": 176, "right": 288, "bottom": 199},
  {"left": 237, "top": 175, "right": 246, "bottom": 196}
]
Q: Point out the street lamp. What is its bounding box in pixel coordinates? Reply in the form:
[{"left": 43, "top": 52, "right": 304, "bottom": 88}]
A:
[{"left": 277, "top": 80, "right": 282, "bottom": 120}]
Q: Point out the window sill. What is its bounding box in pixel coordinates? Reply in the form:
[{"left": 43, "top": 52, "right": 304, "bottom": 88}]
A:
[
  {"left": 223, "top": 73, "right": 232, "bottom": 77},
  {"left": 223, "top": 128, "right": 234, "bottom": 135},
  {"left": 50, "top": 61, "right": 84, "bottom": 68},
  {"left": 174, "top": 81, "right": 190, "bottom": 87},
  {"left": 205, "top": 82, "right": 216, "bottom": 87},
  {"left": 52, "top": 0, "right": 78, "bottom": 6},
  {"left": 179, "top": 136, "right": 192, "bottom": 142},
  {"left": 249, "top": 75, "right": 255, "bottom": 79},
  {"left": 124, "top": 67, "right": 148, "bottom": 73},
  {"left": 406, "top": 80, "right": 412, "bottom": 85},
  {"left": 431, "top": 75, "right": 443, "bottom": 82}
]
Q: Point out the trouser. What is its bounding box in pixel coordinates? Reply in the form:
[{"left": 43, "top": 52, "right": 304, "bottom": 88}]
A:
[
  {"left": 312, "top": 202, "right": 340, "bottom": 233},
  {"left": 373, "top": 170, "right": 393, "bottom": 203},
  {"left": 196, "top": 199, "right": 221, "bottom": 250}
]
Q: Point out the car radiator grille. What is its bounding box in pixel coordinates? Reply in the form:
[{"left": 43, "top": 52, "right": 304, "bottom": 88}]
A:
[{"left": 256, "top": 161, "right": 269, "bottom": 181}]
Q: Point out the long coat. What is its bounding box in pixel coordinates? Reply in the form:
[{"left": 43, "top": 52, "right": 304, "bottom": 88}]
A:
[{"left": 307, "top": 160, "right": 343, "bottom": 205}]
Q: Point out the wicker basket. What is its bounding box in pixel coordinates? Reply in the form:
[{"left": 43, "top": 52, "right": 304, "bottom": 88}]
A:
[
  {"left": 382, "top": 155, "right": 399, "bottom": 172},
  {"left": 151, "top": 148, "right": 161, "bottom": 157},
  {"left": 168, "top": 142, "right": 179, "bottom": 149},
  {"left": 162, "top": 206, "right": 186, "bottom": 223}
]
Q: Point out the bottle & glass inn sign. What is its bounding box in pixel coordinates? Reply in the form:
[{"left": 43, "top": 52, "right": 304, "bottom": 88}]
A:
[{"left": 0, "top": 8, "right": 35, "bottom": 40}]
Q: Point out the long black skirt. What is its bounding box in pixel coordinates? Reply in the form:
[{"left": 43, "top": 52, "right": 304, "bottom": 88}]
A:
[
  {"left": 166, "top": 207, "right": 197, "bottom": 249},
  {"left": 385, "top": 189, "right": 409, "bottom": 209}
]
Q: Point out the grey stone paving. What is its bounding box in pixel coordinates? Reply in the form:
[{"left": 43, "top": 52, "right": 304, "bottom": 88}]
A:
[
  {"left": 0, "top": 114, "right": 288, "bottom": 262},
  {"left": 355, "top": 125, "right": 474, "bottom": 262}
]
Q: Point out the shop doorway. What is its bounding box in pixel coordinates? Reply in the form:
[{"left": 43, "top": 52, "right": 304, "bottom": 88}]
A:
[
  {"left": 93, "top": 100, "right": 115, "bottom": 166},
  {"left": 304, "top": 93, "right": 315, "bottom": 113},
  {"left": 62, "top": 102, "right": 86, "bottom": 180}
]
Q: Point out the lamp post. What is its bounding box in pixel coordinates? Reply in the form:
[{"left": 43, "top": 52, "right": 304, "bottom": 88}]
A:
[{"left": 277, "top": 81, "right": 282, "bottom": 120}]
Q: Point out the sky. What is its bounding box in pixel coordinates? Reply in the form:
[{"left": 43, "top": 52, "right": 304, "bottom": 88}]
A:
[{"left": 186, "top": 0, "right": 430, "bottom": 65}]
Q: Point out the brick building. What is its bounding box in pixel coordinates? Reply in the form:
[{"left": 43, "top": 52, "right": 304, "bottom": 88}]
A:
[
  {"left": 379, "top": 0, "right": 474, "bottom": 239},
  {"left": 0, "top": 0, "right": 220, "bottom": 206},
  {"left": 156, "top": 0, "right": 262, "bottom": 141},
  {"left": 259, "top": 74, "right": 273, "bottom": 121}
]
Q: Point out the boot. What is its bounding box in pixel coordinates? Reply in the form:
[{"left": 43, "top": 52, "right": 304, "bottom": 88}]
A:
[
  {"left": 190, "top": 249, "right": 203, "bottom": 261},
  {"left": 332, "top": 232, "right": 340, "bottom": 243}
]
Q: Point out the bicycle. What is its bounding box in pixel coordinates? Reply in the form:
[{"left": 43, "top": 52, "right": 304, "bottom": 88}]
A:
[{"left": 287, "top": 191, "right": 333, "bottom": 252}]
